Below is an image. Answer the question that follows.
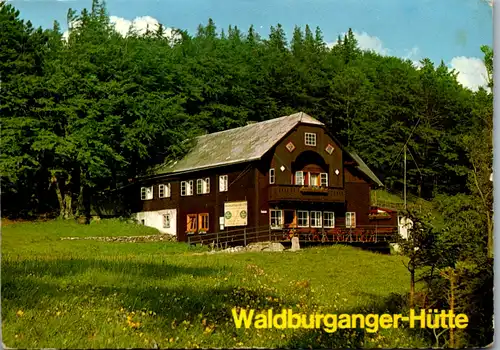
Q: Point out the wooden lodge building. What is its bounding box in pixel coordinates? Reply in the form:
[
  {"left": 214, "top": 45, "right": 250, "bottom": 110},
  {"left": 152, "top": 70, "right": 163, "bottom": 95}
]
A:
[{"left": 132, "top": 112, "right": 399, "bottom": 245}]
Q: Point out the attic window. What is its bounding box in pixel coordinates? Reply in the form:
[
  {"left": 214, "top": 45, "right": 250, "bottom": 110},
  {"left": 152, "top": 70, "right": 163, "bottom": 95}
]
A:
[
  {"left": 305, "top": 133, "right": 316, "bottom": 146},
  {"left": 325, "top": 144, "right": 335, "bottom": 154},
  {"left": 286, "top": 141, "right": 296, "bottom": 152}
]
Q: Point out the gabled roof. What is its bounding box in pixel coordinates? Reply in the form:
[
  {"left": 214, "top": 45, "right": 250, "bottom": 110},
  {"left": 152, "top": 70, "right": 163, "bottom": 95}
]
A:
[
  {"left": 146, "top": 112, "right": 384, "bottom": 187},
  {"left": 348, "top": 151, "right": 384, "bottom": 187}
]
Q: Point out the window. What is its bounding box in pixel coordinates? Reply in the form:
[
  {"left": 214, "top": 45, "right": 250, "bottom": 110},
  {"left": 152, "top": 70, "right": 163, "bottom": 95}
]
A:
[
  {"left": 269, "top": 168, "right": 275, "bottom": 184},
  {"left": 295, "top": 171, "right": 304, "bottom": 186},
  {"left": 270, "top": 209, "right": 283, "bottom": 229},
  {"left": 297, "top": 210, "right": 309, "bottom": 227},
  {"left": 219, "top": 175, "right": 228, "bottom": 192},
  {"left": 162, "top": 213, "right": 171, "bottom": 228},
  {"left": 346, "top": 212, "right": 356, "bottom": 228},
  {"left": 187, "top": 214, "right": 197, "bottom": 232},
  {"left": 323, "top": 212, "right": 335, "bottom": 228},
  {"left": 320, "top": 173, "right": 328, "bottom": 187},
  {"left": 197, "top": 178, "right": 210, "bottom": 194},
  {"left": 310, "top": 211, "right": 322, "bottom": 228},
  {"left": 159, "top": 184, "right": 171, "bottom": 198},
  {"left": 305, "top": 132, "right": 317, "bottom": 146},
  {"left": 140, "top": 186, "right": 153, "bottom": 200},
  {"left": 309, "top": 173, "right": 319, "bottom": 186},
  {"left": 198, "top": 213, "right": 209, "bottom": 231},
  {"left": 181, "top": 180, "right": 194, "bottom": 196}
]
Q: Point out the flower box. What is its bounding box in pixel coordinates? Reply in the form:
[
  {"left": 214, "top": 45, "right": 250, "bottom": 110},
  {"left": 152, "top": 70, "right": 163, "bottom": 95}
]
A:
[{"left": 299, "top": 186, "right": 329, "bottom": 194}]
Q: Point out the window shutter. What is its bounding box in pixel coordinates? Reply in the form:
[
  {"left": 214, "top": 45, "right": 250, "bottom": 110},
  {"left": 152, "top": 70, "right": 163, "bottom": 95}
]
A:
[{"left": 320, "top": 173, "right": 328, "bottom": 186}]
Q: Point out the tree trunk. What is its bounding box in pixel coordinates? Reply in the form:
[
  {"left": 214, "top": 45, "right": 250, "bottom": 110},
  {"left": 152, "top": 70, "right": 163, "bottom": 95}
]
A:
[
  {"left": 64, "top": 191, "right": 73, "bottom": 219},
  {"left": 75, "top": 184, "right": 84, "bottom": 218},
  {"left": 449, "top": 272, "right": 456, "bottom": 348},
  {"left": 409, "top": 266, "right": 415, "bottom": 308},
  {"left": 53, "top": 176, "right": 65, "bottom": 218},
  {"left": 51, "top": 174, "right": 74, "bottom": 219}
]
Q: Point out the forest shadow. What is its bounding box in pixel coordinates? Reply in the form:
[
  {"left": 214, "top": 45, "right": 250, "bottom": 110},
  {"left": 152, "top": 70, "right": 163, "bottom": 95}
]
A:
[{"left": 1, "top": 257, "right": 216, "bottom": 280}]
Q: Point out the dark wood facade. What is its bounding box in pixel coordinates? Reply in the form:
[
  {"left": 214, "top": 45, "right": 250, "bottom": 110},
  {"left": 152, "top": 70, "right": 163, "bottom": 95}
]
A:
[{"left": 132, "top": 114, "right": 398, "bottom": 244}]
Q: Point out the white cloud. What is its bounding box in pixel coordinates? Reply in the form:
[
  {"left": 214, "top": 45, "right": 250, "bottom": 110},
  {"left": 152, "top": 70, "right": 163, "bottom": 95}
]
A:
[
  {"left": 326, "top": 31, "right": 390, "bottom": 56},
  {"left": 109, "top": 15, "right": 178, "bottom": 40},
  {"left": 62, "top": 15, "right": 180, "bottom": 43},
  {"left": 449, "top": 56, "right": 489, "bottom": 92},
  {"left": 352, "top": 31, "right": 390, "bottom": 56}
]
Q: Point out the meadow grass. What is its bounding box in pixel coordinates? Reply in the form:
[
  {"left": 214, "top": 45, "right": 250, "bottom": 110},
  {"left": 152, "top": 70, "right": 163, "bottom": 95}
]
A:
[{"left": 2, "top": 219, "right": 431, "bottom": 348}]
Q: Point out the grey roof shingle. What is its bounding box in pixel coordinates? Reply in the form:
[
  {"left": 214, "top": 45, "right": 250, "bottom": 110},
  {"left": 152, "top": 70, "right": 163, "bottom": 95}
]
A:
[
  {"left": 348, "top": 151, "right": 384, "bottom": 187},
  {"left": 147, "top": 112, "right": 384, "bottom": 187}
]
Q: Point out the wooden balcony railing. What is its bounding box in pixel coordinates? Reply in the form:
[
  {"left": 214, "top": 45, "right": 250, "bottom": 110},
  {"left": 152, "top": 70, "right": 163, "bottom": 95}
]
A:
[{"left": 268, "top": 185, "right": 345, "bottom": 203}]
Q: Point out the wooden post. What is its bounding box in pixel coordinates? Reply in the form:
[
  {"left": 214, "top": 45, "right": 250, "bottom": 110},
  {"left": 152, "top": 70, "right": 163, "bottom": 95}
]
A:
[
  {"left": 244, "top": 228, "right": 247, "bottom": 246},
  {"left": 216, "top": 231, "right": 219, "bottom": 248}
]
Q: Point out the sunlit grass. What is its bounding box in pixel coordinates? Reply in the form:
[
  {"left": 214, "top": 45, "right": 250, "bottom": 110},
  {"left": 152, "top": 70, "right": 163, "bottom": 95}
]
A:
[{"left": 2, "top": 219, "right": 431, "bottom": 348}]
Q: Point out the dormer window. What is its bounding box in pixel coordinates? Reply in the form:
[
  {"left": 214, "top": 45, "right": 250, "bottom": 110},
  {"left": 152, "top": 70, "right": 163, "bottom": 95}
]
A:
[{"left": 305, "top": 132, "right": 317, "bottom": 146}]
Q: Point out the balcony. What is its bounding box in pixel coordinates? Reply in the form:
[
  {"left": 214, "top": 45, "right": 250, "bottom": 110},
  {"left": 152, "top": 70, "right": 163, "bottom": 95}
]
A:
[{"left": 268, "top": 185, "right": 345, "bottom": 203}]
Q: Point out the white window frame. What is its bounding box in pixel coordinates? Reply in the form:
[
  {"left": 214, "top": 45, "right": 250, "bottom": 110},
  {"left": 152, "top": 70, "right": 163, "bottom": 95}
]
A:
[
  {"left": 323, "top": 212, "right": 335, "bottom": 228},
  {"left": 181, "top": 180, "right": 194, "bottom": 196},
  {"left": 162, "top": 213, "right": 171, "bottom": 228},
  {"left": 270, "top": 209, "right": 283, "bottom": 229},
  {"left": 320, "top": 173, "right": 328, "bottom": 187},
  {"left": 305, "top": 132, "right": 317, "bottom": 146},
  {"left": 197, "top": 178, "right": 210, "bottom": 194},
  {"left": 158, "top": 183, "right": 171, "bottom": 198},
  {"left": 219, "top": 175, "right": 228, "bottom": 192},
  {"left": 297, "top": 210, "right": 309, "bottom": 228},
  {"left": 310, "top": 211, "right": 322, "bottom": 228},
  {"left": 346, "top": 212, "right": 356, "bottom": 228},
  {"left": 269, "top": 168, "right": 275, "bottom": 184},
  {"left": 140, "top": 186, "right": 153, "bottom": 200},
  {"left": 295, "top": 171, "right": 304, "bottom": 186}
]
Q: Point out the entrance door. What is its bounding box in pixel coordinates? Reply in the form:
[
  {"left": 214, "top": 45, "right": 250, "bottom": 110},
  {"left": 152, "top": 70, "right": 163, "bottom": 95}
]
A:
[{"left": 284, "top": 210, "right": 296, "bottom": 228}]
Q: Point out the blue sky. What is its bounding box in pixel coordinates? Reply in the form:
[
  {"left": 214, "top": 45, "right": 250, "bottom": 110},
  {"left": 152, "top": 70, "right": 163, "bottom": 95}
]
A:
[{"left": 8, "top": 0, "right": 493, "bottom": 90}]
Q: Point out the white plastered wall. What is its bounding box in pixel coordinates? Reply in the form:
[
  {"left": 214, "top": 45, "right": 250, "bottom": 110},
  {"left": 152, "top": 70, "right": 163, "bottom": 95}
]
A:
[{"left": 133, "top": 209, "right": 177, "bottom": 235}]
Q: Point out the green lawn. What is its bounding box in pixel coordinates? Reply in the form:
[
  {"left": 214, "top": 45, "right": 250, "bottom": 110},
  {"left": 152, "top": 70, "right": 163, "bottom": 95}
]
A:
[
  {"left": 2, "top": 219, "right": 431, "bottom": 348},
  {"left": 371, "top": 189, "right": 445, "bottom": 228}
]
